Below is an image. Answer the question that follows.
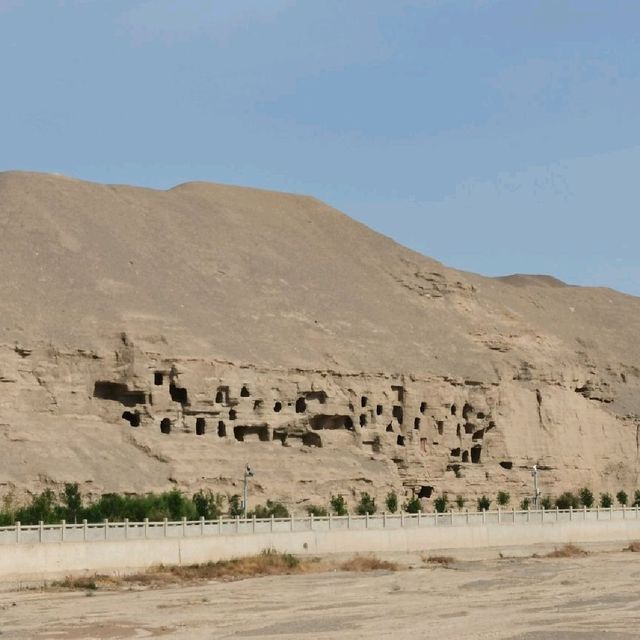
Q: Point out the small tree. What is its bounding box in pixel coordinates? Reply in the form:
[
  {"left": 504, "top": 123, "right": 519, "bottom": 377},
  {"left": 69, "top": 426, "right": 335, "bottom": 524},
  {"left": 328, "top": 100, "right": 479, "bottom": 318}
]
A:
[
  {"left": 579, "top": 487, "right": 594, "bottom": 508},
  {"left": 434, "top": 493, "right": 449, "bottom": 513},
  {"left": 61, "top": 483, "right": 83, "bottom": 524},
  {"left": 192, "top": 489, "right": 224, "bottom": 519},
  {"left": 540, "top": 495, "right": 552, "bottom": 510},
  {"left": 600, "top": 492, "right": 613, "bottom": 508},
  {"left": 520, "top": 497, "right": 530, "bottom": 510},
  {"left": 455, "top": 495, "right": 466, "bottom": 510},
  {"left": 555, "top": 492, "right": 579, "bottom": 510},
  {"left": 330, "top": 494, "right": 348, "bottom": 516},
  {"left": 385, "top": 491, "right": 398, "bottom": 513},
  {"left": 404, "top": 496, "right": 422, "bottom": 513},
  {"left": 306, "top": 504, "right": 328, "bottom": 517},
  {"left": 633, "top": 490, "right": 640, "bottom": 507},
  {"left": 227, "top": 494, "right": 243, "bottom": 517},
  {"left": 496, "top": 491, "right": 510, "bottom": 507},
  {"left": 356, "top": 492, "right": 376, "bottom": 515},
  {"left": 477, "top": 495, "right": 491, "bottom": 511},
  {"left": 617, "top": 490, "right": 628, "bottom": 506}
]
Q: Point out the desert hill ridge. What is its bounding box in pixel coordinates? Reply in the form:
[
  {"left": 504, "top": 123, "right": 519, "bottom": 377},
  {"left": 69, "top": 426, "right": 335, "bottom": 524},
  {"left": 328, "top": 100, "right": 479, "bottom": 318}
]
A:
[{"left": 0, "top": 170, "right": 639, "bottom": 507}]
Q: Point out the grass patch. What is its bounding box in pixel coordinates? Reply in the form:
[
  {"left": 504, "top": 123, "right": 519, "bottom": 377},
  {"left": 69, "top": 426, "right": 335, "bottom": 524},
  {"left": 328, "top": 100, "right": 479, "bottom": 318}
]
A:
[
  {"left": 48, "top": 550, "right": 400, "bottom": 591},
  {"left": 338, "top": 555, "right": 398, "bottom": 572},
  {"left": 52, "top": 576, "right": 98, "bottom": 590},
  {"left": 422, "top": 554, "right": 455, "bottom": 567},
  {"left": 533, "top": 544, "right": 589, "bottom": 559},
  {"left": 624, "top": 541, "right": 640, "bottom": 552}
]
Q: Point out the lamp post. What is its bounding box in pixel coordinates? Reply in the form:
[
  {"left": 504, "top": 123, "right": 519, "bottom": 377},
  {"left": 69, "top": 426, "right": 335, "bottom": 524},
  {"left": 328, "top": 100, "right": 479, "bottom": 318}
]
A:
[
  {"left": 243, "top": 463, "right": 254, "bottom": 518},
  {"left": 532, "top": 464, "right": 541, "bottom": 509}
]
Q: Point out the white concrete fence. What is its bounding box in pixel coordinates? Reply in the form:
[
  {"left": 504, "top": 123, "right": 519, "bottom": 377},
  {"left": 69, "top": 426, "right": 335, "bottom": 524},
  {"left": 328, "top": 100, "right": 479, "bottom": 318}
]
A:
[{"left": 2, "top": 506, "right": 638, "bottom": 545}]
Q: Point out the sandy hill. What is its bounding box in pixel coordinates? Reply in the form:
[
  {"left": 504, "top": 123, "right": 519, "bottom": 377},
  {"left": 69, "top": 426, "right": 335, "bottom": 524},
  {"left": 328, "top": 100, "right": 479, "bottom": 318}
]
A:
[{"left": 1, "top": 171, "right": 639, "bottom": 509}]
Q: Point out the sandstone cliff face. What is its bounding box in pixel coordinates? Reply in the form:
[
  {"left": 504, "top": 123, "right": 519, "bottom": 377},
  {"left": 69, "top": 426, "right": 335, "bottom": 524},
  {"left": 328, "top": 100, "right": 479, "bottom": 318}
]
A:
[{"left": 1, "top": 171, "right": 639, "bottom": 510}]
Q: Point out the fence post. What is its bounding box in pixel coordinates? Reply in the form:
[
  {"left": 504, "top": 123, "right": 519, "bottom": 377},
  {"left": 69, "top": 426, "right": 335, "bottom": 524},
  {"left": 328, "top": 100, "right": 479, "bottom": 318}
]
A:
[
  {"left": 596, "top": 506, "right": 600, "bottom": 521},
  {"left": 569, "top": 506, "right": 573, "bottom": 521},
  {"left": 526, "top": 507, "right": 530, "bottom": 523},
  {"left": 465, "top": 508, "right": 469, "bottom": 525},
  {"left": 310, "top": 513, "right": 314, "bottom": 531},
  {"left": 270, "top": 514, "right": 274, "bottom": 533},
  {"left": 400, "top": 511, "right": 405, "bottom": 527},
  {"left": 290, "top": 514, "right": 294, "bottom": 532},
  {"left": 365, "top": 512, "right": 369, "bottom": 529},
  {"left": 236, "top": 515, "right": 240, "bottom": 533},
  {"left": 218, "top": 517, "right": 222, "bottom": 535},
  {"left": 555, "top": 507, "right": 559, "bottom": 522},
  {"left": 435, "top": 512, "right": 439, "bottom": 527},
  {"left": 200, "top": 516, "right": 205, "bottom": 536},
  {"left": 418, "top": 510, "right": 421, "bottom": 526},
  {"left": 104, "top": 519, "right": 109, "bottom": 540},
  {"left": 498, "top": 508, "right": 502, "bottom": 524},
  {"left": 163, "top": 518, "right": 168, "bottom": 537},
  {"left": 61, "top": 519, "right": 66, "bottom": 542},
  {"left": 144, "top": 518, "right": 148, "bottom": 539},
  {"left": 482, "top": 509, "right": 486, "bottom": 525},
  {"left": 39, "top": 520, "right": 44, "bottom": 543},
  {"left": 541, "top": 506, "right": 545, "bottom": 523},
  {"left": 183, "top": 516, "right": 187, "bottom": 537},
  {"left": 383, "top": 511, "right": 386, "bottom": 528},
  {"left": 623, "top": 505, "right": 626, "bottom": 520},
  {"left": 329, "top": 512, "right": 333, "bottom": 530},
  {"left": 16, "top": 521, "right": 21, "bottom": 544},
  {"left": 583, "top": 505, "right": 587, "bottom": 520},
  {"left": 252, "top": 515, "right": 256, "bottom": 534},
  {"left": 348, "top": 514, "right": 351, "bottom": 530},
  {"left": 83, "top": 519, "right": 88, "bottom": 542}
]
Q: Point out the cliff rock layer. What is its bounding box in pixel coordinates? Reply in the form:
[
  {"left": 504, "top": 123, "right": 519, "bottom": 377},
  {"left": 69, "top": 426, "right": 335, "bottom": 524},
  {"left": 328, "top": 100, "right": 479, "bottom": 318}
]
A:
[{"left": 1, "top": 171, "right": 639, "bottom": 509}]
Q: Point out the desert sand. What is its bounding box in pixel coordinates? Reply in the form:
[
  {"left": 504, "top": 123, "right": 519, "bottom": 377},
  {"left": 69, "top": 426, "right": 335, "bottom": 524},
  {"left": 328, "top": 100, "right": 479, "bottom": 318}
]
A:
[{"left": 2, "top": 547, "right": 640, "bottom": 639}]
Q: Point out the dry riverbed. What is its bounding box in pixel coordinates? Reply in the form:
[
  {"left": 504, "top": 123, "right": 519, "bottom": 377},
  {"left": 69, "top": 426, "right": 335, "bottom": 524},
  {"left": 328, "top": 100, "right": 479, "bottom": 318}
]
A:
[{"left": 2, "top": 545, "right": 640, "bottom": 639}]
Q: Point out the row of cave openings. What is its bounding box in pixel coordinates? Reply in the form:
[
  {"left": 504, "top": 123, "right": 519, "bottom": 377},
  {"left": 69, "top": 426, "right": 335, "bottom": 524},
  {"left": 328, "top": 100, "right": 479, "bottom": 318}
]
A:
[
  {"left": 111, "top": 376, "right": 500, "bottom": 464},
  {"left": 121, "top": 412, "right": 322, "bottom": 447}
]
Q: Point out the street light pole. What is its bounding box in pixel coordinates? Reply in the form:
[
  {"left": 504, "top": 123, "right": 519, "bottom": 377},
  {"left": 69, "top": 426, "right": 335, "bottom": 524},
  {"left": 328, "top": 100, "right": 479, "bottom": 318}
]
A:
[
  {"left": 532, "top": 464, "right": 541, "bottom": 509},
  {"left": 243, "top": 463, "right": 254, "bottom": 518}
]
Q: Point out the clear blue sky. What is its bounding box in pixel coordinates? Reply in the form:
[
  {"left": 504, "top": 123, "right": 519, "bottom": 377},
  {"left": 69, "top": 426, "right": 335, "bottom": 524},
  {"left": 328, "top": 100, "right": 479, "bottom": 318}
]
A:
[{"left": 2, "top": 1, "right": 639, "bottom": 295}]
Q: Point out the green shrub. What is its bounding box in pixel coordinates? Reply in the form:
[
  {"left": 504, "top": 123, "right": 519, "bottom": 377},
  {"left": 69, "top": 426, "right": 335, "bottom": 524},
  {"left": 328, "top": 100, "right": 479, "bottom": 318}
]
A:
[
  {"left": 496, "top": 491, "right": 510, "bottom": 507},
  {"left": 330, "top": 494, "right": 348, "bottom": 516},
  {"left": 617, "top": 490, "right": 628, "bottom": 506},
  {"left": 555, "top": 492, "right": 579, "bottom": 510},
  {"left": 250, "top": 500, "right": 290, "bottom": 519},
  {"left": 403, "top": 496, "right": 422, "bottom": 513},
  {"left": 385, "top": 491, "right": 398, "bottom": 514},
  {"left": 433, "top": 493, "right": 449, "bottom": 513},
  {"left": 356, "top": 492, "right": 376, "bottom": 515},
  {"left": 634, "top": 490, "right": 640, "bottom": 507},
  {"left": 306, "top": 504, "right": 328, "bottom": 517},
  {"left": 579, "top": 487, "right": 594, "bottom": 508},
  {"left": 540, "top": 495, "right": 553, "bottom": 510},
  {"left": 477, "top": 495, "right": 491, "bottom": 511},
  {"left": 227, "top": 494, "right": 243, "bottom": 517},
  {"left": 455, "top": 495, "right": 466, "bottom": 510},
  {"left": 520, "top": 497, "right": 530, "bottom": 510},
  {"left": 600, "top": 492, "right": 613, "bottom": 508},
  {"left": 192, "top": 490, "right": 225, "bottom": 519}
]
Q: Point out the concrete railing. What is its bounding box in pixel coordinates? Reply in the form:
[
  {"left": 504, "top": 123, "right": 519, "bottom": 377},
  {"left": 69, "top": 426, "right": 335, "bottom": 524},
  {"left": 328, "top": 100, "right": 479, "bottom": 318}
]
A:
[{"left": 1, "top": 506, "right": 637, "bottom": 545}]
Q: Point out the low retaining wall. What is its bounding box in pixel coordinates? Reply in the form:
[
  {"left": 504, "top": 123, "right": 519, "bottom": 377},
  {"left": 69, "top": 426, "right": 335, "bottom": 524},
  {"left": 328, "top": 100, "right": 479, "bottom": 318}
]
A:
[{"left": 2, "top": 517, "right": 640, "bottom": 582}]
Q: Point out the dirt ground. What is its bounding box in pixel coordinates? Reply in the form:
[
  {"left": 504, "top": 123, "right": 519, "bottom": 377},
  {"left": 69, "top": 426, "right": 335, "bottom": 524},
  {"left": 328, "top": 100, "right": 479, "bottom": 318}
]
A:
[{"left": 1, "top": 548, "right": 640, "bottom": 640}]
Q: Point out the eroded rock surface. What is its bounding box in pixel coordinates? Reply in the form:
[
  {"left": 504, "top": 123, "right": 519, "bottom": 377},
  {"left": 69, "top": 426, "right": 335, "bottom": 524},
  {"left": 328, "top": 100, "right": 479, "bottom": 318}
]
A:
[{"left": 1, "top": 171, "right": 639, "bottom": 510}]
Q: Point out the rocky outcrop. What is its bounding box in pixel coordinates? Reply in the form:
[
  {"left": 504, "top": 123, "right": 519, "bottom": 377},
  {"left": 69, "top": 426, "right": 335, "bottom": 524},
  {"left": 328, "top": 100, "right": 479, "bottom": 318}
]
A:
[{"left": 1, "top": 171, "right": 639, "bottom": 511}]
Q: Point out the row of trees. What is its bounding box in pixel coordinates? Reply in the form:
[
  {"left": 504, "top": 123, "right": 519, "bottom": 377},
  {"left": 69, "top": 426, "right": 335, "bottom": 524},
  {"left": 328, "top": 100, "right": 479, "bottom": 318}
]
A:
[
  {"left": 3, "top": 485, "right": 638, "bottom": 526},
  {"left": 0, "top": 485, "right": 290, "bottom": 526}
]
